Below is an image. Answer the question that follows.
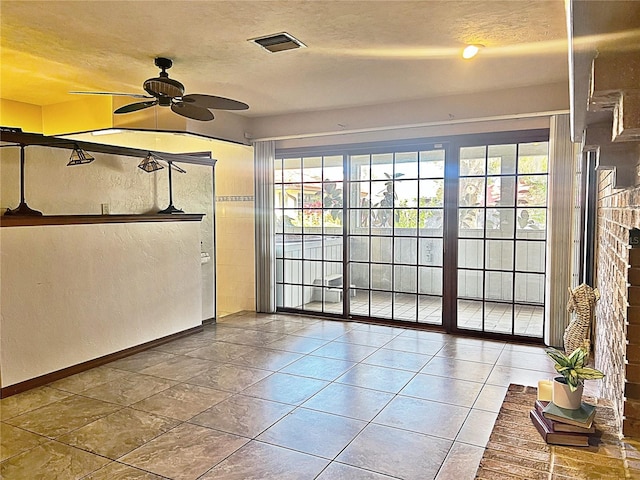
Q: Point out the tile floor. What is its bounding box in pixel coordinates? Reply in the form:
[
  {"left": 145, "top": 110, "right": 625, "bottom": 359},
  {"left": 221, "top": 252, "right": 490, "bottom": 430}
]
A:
[
  {"left": 1, "top": 311, "right": 570, "bottom": 480},
  {"left": 305, "top": 293, "right": 544, "bottom": 337}
]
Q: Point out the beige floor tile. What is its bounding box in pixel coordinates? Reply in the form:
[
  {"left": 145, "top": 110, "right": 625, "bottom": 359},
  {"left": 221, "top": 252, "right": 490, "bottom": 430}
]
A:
[
  {"left": 138, "top": 355, "right": 215, "bottom": 381},
  {"left": 241, "top": 372, "right": 329, "bottom": 404},
  {"left": 382, "top": 336, "right": 444, "bottom": 355},
  {"left": 150, "top": 334, "right": 214, "bottom": 355},
  {"left": 250, "top": 321, "right": 308, "bottom": 334},
  {"left": 0, "top": 440, "right": 109, "bottom": 479},
  {"left": 444, "top": 336, "right": 506, "bottom": 350},
  {"left": 266, "top": 335, "right": 330, "bottom": 354},
  {"left": 335, "top": 364, "right": 415, "bottom": 393},
  {"left": 398, "top": 329, "right": 448, "bottom": 342},
  {"left": 57, "top": 407, "right": 179, "bottom": 459},
  {"left": 434, "top": 442, "right": 485, "bottom": 480},
  {"left": 0, "top": 422, "right": 49, "bottom": 461},
  {"left": 231, "top": 347, "right": 303, "bottom": 371},
  {"left": 334, "top": 330, "right": 398, "bottom": 347},
  {"left": 185, "top": 342, "right": 260, "bottom": 363},
  {"left": 281, "top": 356, "right": 356, "bottom": 381},
  {"left": 84, "top": 461, "right": 164, "bottom": 479},
  {"left": 337, "top": 423, "right": 452, "bottom": 480},
  {"left": 0, "top": 313, "right": 572, "bottom": 480},
  {"left": 435, "top": 344, "right": 503, "bottom": 363},
  {"left": 293, "top": 322, "right": 355, "bottom": 340},
  {"left": 362, "top": 348, "right": 432, "bottom": 371},
  {"left": 301, "top": 383, "right": 394, "bottom": 422},
  {"left": 420, "top": 356, "right": 494, "bottom": 382},
  {"left": 133, "top": 383, "right": 231, "bottom": 421},
  {"left": 120, "top": 423, "right": 249, "bottom": 480},
  {"left": 186, "top": 363, "right": 272, "bottom": 392},
  {"left": 401, "top": 374, "right": 483, "bottom": 407},
  {"left": 81, "top": 373, "right": 177, "bottom": 406},
  {"left": 0, "top": 386, "right": 71, "bottom": 420},
  {"left": 316, "top": 462, "right": 397, "bottom": 479},
  {"left": 374, "top": 395, "right": 469, "bottom": 440},
  {"left": 190, "top": 394, "right": 294, "bottom": 437},
  {"left": 472, "top": 384, "right": 509, "bottom": 412},
  {"left": 496, "top": 349, "right": 554, "bottom": 370},
  {"left": 5, "top": 395, "right": 121, "bottom": 438},
  {"left": 108, "top": 351, "right": 176, "bottom": 372},
  {"left": 257, "top": 407, "right": 366, "bottom": 459},
  {"left": 221, "top": 330, "right": 289, "bottom": 347},
  {"left": 48, "top": 366, "right": 128, "bottom": 394},
  {"left": 200, "top": 440, "right": 329, "bottom": 479},
  {"left": 455, "top": 408, "right": 498, "bottom": 447},
  {"left": 201, "top": 324, "right": 250, "bottom": 339},
  {"left": 486, "top": 365, "right": 553, "bottom": 388},
  {"left": 311, "top": 341, "right": 378, "bottom": 362}
]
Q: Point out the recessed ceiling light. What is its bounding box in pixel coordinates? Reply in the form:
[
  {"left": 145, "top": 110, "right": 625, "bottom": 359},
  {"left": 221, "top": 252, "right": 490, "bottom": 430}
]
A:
[
  {"left": 462, "top": 44, "right": 483, "bottom": 59},
  {"left": 250, "top": 32, "right": 306, "bottom": 53}
]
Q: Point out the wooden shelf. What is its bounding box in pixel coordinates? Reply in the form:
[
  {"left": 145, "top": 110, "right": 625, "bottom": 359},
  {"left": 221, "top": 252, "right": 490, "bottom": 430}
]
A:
[{"left": 0, "top": 214, "right": 205, "bottom": 227}]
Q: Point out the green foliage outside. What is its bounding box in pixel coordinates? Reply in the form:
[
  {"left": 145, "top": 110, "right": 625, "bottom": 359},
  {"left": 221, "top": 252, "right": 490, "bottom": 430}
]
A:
[{"left": 282, "top": 153, "right": 547, "bottom": 230}]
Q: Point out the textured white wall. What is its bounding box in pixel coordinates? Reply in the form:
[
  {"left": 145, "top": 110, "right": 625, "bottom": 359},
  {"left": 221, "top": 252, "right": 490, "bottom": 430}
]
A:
[
  {"left": 0, "top": 144, "right": 216, "bottom": 319},
  {"left": 0, "top": 221, "right": 202, "bottom": 387}
]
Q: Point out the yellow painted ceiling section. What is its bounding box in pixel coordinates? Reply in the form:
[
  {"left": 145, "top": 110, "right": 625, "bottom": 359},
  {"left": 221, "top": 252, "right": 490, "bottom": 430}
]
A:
[
  {"left": 0, "top": 99, "right": 42, "bottom": 133},
  {"left": 42, "top": 97, "right": 113, "bottom": 136}
]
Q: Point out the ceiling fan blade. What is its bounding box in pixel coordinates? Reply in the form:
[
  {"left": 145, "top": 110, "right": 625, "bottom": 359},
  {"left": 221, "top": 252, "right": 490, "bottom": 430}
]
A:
[
  {"left": 114, "top": 100, "right": 158, "bottom": 114},
  {"left": 70, "top": 91, "right": 154, "bottom": 99},
  {"left": 171, "top": 103, "right": 214, "bottom": 121},
  {"left": 182, "top": 94, "right": 249, "bottom": 111}
]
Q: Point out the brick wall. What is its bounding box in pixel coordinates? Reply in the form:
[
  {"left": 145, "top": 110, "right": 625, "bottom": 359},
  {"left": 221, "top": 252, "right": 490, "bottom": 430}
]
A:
[{"left": 595, "top": 169, "right": 640, "bottom": 436}]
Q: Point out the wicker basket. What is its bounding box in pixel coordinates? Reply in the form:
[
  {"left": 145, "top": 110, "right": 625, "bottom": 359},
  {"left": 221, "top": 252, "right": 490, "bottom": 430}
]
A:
[{"left": 564, "top": 283, "right": 600, "bottom": 354}]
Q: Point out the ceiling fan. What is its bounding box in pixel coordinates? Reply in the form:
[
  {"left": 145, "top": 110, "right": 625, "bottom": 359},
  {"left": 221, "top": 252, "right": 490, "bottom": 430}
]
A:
[{"left": 71, "top": 57, "right": 249, "bottom": 121}]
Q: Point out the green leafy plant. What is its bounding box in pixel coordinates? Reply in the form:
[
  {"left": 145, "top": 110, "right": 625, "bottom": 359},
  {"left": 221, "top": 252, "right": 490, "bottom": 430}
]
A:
[
  {"left": 545, "top": 346, "right": 604, "bottom": 392},
  {"left": 323, "top": 181, "right": 343, "bottom": 223},
  {"left": 372, "top": 172, "right": 404, "bottom": 227}
]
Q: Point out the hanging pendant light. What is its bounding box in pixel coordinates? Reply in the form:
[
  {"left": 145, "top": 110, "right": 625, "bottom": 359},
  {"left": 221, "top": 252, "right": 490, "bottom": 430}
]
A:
[
  {"left": 138, "top": 152, "right": 164, "bottom": 172},
  {"left": 67, "top": 145, "right": 95, "bottom": 166}
]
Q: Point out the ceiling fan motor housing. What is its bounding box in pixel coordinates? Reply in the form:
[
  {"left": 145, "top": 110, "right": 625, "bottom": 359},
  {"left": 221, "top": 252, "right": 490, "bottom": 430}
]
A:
[{"left": 143, "top": 76, "right": 185, "bottom": 103}]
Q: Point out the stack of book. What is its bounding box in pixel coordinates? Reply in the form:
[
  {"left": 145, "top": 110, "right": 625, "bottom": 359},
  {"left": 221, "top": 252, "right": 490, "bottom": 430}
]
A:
[{"left": 529, "top": 400, "right": 597, "bottom": 446}]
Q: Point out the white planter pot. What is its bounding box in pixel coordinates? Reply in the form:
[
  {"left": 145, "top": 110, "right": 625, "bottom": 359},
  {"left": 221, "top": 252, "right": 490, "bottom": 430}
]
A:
[{"left": 552, "top": 377, "right": 583, "bottom": 410}]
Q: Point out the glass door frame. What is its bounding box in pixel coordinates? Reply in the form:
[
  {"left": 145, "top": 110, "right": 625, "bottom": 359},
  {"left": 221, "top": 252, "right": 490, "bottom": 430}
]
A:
[
  {"left": 275, "top": 128, "right": 550, "bottom": 342},
  {"left": 445, "top": 129, "right": 550, "bottom": 341}
]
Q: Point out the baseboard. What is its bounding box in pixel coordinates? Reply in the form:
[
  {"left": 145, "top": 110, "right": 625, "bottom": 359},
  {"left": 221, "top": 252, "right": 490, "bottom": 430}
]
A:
[
  {"left": 0, "top": 324, "right": 204, "bottom": 399},
  {"left": 201, "top": 316, "right": 216, "bottom": 326}
]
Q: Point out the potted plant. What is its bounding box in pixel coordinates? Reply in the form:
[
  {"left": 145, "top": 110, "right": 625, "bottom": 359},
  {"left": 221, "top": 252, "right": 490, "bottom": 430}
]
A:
[{"left": 545, "top": 346, "right": 604, "bottom": 409}]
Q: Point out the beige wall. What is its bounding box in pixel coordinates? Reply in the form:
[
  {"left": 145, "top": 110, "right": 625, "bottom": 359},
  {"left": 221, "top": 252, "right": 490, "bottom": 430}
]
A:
[
  {"left": 249, "top": 82, "right": 568, "bottom": 143},
  {"left": 214, "top": 145, "right": 256, "bottom": 318},
  {"left": 24, "top": 132, "right": 256, "bottom": 320},
  {"left": 1, "top": 221, "right": 202, "bottom": 387}
]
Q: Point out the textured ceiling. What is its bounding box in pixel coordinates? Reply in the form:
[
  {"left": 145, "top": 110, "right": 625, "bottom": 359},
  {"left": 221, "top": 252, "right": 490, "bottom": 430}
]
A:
[{"left": 1, "top": 0, "right": 570, "bottom": 118}]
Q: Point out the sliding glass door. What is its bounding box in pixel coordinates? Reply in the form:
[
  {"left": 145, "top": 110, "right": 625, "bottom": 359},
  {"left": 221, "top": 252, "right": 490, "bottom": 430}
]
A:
[
  {"left": 455, "top": 141, "right": 549, "bottom": 337},
  {"left": 274, "top": 131, "right": 549, "bottom": 340},
  {"left": 347, "top": 147, "right": 445, "bottom": 324}
]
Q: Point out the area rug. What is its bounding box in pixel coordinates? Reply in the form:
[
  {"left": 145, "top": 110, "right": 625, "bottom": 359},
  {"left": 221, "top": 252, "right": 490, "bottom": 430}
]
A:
[{"left": 474, "top": 384, "right": 638, "bottom": 479}]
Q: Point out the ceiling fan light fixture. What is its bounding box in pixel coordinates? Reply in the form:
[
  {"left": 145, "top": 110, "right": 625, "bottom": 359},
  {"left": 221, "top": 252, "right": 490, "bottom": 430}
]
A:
[
  {"left": 462, "top": 44, "right": 483, "bottom": 59},
  {"left": 250, "top": 32, "right": 306, "bottom": 53},
  {"left": 75, "top": 57, "right": 248, "bottom": 121},
  {"left": 138, "top": 152, "right": 164, "bottom": 172},
  {"left": 67, "top": 145, "right": 95, "bottom": 166}
]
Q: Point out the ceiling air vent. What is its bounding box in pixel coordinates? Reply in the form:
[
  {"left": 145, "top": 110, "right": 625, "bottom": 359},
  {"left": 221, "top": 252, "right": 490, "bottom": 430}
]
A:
[{"left": 250, "top": 32, "right": 306, "bottom": 53}]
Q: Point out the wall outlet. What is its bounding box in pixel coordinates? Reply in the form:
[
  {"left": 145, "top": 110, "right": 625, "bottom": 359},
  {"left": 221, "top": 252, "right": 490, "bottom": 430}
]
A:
[{"left": 101, "top": 203, "right": 110, "bottom": 215}]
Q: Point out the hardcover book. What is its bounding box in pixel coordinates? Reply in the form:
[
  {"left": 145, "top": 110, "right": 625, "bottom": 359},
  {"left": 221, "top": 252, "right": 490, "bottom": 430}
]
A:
[
  {"left": 530, "top": 409, "right": 590, "bottom": 446},
  {"left": 534, "top": 401, "right": 596, "bottom": 433},
  {"left": 542, "top": 401, "right": 596, "bottom": 429}
]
